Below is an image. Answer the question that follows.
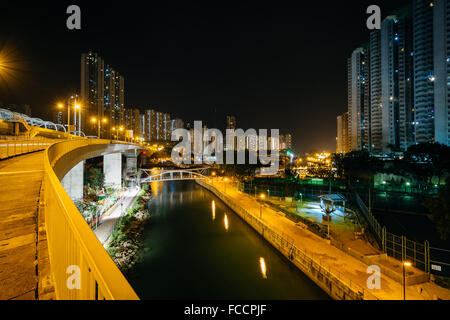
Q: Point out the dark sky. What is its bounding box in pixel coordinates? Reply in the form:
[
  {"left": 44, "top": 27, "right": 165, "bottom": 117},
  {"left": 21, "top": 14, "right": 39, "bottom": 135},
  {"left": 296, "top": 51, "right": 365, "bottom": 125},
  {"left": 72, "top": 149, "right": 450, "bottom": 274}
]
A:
[{"left": 0, "top": 0, "right": 410, "bottom": 154}]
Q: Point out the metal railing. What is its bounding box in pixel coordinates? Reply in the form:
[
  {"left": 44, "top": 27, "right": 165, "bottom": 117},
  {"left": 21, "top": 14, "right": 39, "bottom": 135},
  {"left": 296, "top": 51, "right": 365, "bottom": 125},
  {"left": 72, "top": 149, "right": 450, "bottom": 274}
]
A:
[
  {"left": 42, "top": 139, "right": 140, "bottom": 300},
  {"left": 0, "top": 138, "right": 54, "bottom": 159}
]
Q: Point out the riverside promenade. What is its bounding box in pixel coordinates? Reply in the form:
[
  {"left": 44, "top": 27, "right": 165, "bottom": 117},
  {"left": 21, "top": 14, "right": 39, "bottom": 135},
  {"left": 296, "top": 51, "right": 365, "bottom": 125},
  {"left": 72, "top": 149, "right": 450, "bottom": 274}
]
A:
[
  {"left": 94, "top": 186, "right": 141, "bottom": 245},
  {"left": 200, "top": 178, "right": 450, "bottom": 300}
]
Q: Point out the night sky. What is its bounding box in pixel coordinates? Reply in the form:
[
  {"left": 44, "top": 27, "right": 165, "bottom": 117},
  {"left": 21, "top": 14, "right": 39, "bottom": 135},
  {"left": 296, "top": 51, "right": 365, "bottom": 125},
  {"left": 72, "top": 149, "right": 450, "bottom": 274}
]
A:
[{"left": 0, "top": 0, "right": 410, "bottom": 154}]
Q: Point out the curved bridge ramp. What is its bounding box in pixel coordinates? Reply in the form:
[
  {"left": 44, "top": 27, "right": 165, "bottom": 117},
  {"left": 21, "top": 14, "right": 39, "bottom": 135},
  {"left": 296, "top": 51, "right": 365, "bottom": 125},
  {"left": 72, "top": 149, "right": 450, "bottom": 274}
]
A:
[
  {"left": 0, "top": 139, "right": 141, "bottom": 300},
  {"left": 0, "top": 152, "right": 45, "bottom": 300}
]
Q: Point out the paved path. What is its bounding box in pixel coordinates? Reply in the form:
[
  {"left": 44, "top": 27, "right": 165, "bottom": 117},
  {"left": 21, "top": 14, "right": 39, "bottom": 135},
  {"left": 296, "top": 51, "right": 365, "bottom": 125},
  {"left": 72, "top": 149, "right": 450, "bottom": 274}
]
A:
[
  {"left": 94, "top": 187, "right": 141, "bottom": 245},
  {"left": 0, "top": 152, "right": 45, "bottom": 300},
  {"left": 210, "top": 179, "right": 450, "bottom": 300}
]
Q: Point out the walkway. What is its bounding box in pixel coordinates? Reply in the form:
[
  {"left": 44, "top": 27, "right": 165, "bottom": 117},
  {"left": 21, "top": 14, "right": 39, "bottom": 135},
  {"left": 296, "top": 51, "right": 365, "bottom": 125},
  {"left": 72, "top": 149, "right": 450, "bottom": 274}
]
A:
[
  {"left": 0, "top": 152, "right": 44, "bottom": 300},
  {"left": 94, "top": 187, "right": 141, "bottom": 245},
  {"left": 209, "top": 179, "right": 450, "bottom": 300}
]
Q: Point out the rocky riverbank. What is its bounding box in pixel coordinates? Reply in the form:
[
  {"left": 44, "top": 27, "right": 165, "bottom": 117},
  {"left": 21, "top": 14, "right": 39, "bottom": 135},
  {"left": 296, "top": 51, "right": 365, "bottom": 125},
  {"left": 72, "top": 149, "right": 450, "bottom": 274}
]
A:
[{"left": 106, "top": 184, "right": 152, "bottom": 273}]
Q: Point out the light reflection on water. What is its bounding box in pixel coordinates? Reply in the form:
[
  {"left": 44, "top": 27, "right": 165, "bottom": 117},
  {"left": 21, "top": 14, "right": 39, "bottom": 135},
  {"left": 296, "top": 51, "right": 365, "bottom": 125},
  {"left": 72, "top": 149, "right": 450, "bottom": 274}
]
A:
[{"left": 128, "top": 180, "right": 329, "bottom": 300}]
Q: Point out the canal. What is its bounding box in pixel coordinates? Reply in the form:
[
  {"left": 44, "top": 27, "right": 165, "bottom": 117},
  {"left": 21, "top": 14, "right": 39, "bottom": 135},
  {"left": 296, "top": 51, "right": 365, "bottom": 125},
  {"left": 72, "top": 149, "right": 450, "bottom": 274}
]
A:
[{"left": 127, "top": 181, "right": 328, "bottom": 300}]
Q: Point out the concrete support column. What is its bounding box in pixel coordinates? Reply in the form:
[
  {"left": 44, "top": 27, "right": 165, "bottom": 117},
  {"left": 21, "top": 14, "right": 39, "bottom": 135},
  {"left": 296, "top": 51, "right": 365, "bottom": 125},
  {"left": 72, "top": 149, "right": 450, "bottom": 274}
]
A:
[
  {"left": 61, "top": 161, "right": 84, "bottom": 202},
  {"left": 104, "top": 153, "right": 122, "bottom": 188},
  {"left": 125, "top": 151, "right": 138, "bottom": 174}
]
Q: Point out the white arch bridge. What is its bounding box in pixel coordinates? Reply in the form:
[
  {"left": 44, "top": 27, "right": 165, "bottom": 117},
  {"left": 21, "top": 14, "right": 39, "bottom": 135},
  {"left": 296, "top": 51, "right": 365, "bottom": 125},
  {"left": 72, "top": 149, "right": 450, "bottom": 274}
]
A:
[{"left": 139, "top": 168, "right": 209, "bottom": 183}]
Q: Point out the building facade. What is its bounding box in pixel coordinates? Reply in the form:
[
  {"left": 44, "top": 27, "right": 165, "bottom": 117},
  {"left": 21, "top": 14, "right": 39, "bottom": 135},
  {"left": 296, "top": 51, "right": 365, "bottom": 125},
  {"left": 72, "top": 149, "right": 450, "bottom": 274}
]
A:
[
  {"left": 336, "top": 112, "right": 349, "bottom": 153},
  {"left": 348, "top": 46, "right": 371, "bottom": 151},
  {"left": 381, "top": 7, "right": 414, "bottom": 153},
  {"left": 434, "top": 0, "right": 450, "bottom": 146}
]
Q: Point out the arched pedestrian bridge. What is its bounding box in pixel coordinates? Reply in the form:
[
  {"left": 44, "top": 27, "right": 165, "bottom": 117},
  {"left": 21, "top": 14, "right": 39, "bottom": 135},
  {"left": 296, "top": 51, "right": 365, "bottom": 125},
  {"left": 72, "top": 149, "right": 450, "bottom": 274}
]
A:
[
  {"left": 140, "top": 168, "right": 208, "bottom": 183},
  {"left": 0, "top": 138, "right": 145, "bottom": 300}
]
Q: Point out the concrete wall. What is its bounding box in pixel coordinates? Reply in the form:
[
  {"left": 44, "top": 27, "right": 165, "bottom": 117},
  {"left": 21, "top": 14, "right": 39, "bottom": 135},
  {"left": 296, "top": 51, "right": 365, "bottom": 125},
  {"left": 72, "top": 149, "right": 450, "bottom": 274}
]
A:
[
  {"left": 197, "top": 180, "right": 365, "bottom": 300},
  {"left": 61, "top": 160, "right": 84, "bottom": 202},
  {"left": 104, "top": 153, "right": 122, "bottom": 188}
]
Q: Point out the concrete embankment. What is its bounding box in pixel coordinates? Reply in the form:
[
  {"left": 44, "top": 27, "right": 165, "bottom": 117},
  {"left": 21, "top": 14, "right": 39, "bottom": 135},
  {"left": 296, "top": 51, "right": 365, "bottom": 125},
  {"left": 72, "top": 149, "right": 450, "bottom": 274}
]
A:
[{"left": 197, "top": 180, "right": 365, "bottom": 300}]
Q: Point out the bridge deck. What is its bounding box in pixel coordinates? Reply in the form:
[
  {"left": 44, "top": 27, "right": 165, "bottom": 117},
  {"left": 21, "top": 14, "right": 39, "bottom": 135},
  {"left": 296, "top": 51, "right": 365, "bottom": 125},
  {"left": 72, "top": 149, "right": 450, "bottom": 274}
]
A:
[{"left": 0, "top": 152, "right": 45, "bottom": 300}]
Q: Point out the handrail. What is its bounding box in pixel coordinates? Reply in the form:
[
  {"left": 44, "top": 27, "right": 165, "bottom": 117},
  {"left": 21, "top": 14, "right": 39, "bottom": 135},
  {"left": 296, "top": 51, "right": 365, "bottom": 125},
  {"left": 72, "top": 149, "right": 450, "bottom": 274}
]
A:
[{"left": 42, "top": 139, "right": 140, "bottom": 300}]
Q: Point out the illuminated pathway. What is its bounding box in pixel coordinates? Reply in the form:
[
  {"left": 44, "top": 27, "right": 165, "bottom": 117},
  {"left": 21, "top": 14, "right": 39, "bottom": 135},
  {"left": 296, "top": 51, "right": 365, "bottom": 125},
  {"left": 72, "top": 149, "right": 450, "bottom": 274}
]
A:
[
  {"left": 205, "top": 179, "right": 450, "bottom": 300},
  {"left": 0, "top": 152, "right": 45, "bottom": 299},
  {"left": 94, "top": 187, "right": 141, "bottom": 245}
]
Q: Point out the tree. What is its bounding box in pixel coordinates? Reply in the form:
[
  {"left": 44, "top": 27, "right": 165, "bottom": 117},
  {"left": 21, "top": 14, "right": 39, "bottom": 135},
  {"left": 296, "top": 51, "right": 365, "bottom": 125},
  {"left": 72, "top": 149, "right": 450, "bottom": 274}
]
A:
[
  {"left": 333, "top": 151, "right": 383, "bottom": 185},
  {"left": 87, "top": 167, "right": 105, "bottom": 191},
  {"left": 424, "top": 177, "right": 450, "bottom": 240},
  {"left": 403, "top": 142, "right": 450, "bottom": 189}
]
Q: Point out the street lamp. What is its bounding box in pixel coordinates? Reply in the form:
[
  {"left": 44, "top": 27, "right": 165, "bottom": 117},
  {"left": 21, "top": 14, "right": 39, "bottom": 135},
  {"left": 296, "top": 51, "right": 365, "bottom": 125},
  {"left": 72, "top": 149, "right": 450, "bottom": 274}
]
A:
[
  {"left": 403, "top": 261, "right": 411, "bottom": 300},
  {"left": 224, "top": 177, "right": 228, "bottom": 192},
  {"left": 259, "top": 194, "right": 265, "bottom": 219},
  {"left": 91, "top": 117, "right": 107, "bottom": 138}
]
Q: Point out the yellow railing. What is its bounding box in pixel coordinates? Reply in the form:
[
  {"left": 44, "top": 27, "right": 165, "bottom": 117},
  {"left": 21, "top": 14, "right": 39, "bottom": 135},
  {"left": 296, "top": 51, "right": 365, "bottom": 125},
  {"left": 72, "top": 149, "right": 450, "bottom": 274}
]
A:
[
  {"left": 42, "top": 139, "right": 140, "bottom": 300},
  {"left": 0, "top": 138, "right": 54, "bottom": 159}
]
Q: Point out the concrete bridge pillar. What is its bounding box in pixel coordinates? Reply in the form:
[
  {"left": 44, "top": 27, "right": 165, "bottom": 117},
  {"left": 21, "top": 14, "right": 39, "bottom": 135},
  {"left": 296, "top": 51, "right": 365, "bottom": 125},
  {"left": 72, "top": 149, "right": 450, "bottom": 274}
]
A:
[
  {"left": 61, "top": 160, "right": 84, "bottom": 202},
  {"left": 104, "top": 153, "right": 122, "bottom": 188},
  {"left": 125, "top": 151, "right": 138, "bottom": 175}
]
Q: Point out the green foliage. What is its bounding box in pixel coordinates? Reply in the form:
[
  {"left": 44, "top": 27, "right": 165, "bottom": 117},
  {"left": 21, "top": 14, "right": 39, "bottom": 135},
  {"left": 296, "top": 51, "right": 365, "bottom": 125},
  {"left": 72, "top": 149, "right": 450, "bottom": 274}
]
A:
[
  {"left": 332, "top": 150, "right": 383, "bottom": 184},
  {"left": 424, "top": 177, "right": 450, "bottom": 240},
  {"left": 86, "top": 167, "right": 105, "bottom": 190}
]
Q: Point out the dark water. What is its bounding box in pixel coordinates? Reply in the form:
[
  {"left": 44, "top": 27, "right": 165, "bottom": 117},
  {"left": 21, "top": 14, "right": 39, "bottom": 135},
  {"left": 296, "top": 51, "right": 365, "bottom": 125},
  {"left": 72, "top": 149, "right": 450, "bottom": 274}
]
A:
[{"left": 127, "top": 181, "right": 328, "bottom": 300}]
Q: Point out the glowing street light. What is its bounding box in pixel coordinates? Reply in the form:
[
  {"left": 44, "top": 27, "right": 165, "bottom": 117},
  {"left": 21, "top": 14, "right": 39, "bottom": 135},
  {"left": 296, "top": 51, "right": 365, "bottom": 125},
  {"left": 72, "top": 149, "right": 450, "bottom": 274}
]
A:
[
  {"left": 259, "top": 194, "right": 265, "bottom": 219},
  {"left": 403, "top": 261, "right": 412, "bottom": 300},
  {"left": 91, "top": 117, "right": 107, "bottom": 138}
]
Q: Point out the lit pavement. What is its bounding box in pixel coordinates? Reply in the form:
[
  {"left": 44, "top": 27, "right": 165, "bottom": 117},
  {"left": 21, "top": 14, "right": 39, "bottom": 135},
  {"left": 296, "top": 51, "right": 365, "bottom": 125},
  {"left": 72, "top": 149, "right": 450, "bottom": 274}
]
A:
[
  {"left": 0, "top": 152, "right": 44, "bottom": 300},
  {"left": 208, "top": 179, "right": 450, "bottom": 300},
  {"left": 94, "top": 186, "right": 141, "bottom": 245}
]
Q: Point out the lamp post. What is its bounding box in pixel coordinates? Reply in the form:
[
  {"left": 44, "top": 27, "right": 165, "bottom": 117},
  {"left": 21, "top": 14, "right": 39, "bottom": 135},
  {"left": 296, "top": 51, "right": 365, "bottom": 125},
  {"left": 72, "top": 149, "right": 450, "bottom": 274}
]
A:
[
  {"left": 112, "top": 126, "right": 124, "bottom": 140},
  {"left": 74, "top": 103, "right": 81, "bottom": 135},
  {"left": 259, "top": 194, "right": 265, "bottom": 219},
  {"left": 91, "top": 117, "right": 107, "bottom": 138},
  {"left": 224, "top": 178, "right": 228, "bottom": 193},
  {"left": 403, "top": 261, "right": 411, "bottom": 300}
]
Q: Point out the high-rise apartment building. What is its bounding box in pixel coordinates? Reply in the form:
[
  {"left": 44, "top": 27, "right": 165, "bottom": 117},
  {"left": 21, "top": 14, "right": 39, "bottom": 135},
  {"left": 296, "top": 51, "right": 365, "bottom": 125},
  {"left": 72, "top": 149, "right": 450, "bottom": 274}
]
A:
[
  {"left": 381, "top": 7, "right": 414, "bottom": 152},
  {"left": 413, "top": 0, "right": 435, "bottom": 143},
  {"left": 434, "top": 0, "right": 450, "bottom": 146},
  {"left": 81, "top": 52, "right": 124, "bottom": 138},
  {"left": 348, "top": 46, "right": 371, "bottom": 151},
  {"left": 370, "top": 30, "right": 383, "bottom": 153},
  {"left": 164, "top": 113, "right": 171, "bottom": 140},
  {"left": 81, "top": 52, "right": 104, "bottom": 136},
  {"left": 336, "top": 112, "right": 349, "bottom": 153},
  {"left": 279, "top": 134, "right": 292, "bottom": 150},
  {"left": 144, "top": 109, "right": 157, "bottom": 141},
  {"left": 226, "top": 115, "right": 236, "bottom": 130}
]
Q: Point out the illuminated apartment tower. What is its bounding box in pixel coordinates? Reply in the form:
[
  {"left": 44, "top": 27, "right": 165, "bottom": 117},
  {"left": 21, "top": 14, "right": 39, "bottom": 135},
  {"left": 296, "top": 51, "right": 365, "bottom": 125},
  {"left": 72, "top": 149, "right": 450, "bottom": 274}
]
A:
[
  {"left": 171, "top": 118, "right": 184, "bottom": 135},
  {"left": 124, "top": 108, "right": 141, "bottom": 139},
  {"left": 164, "top": 113, "right": 171, "bottom": 140},
  {"left": 81, "top": 52, "right": 125, "bottom": 138},
  {"left": 104, "top": 64, "right": 125, "bottom": 136},
  {"left": 381, "top": 7, "right": 414, "bottom": 153},
  {"left": 348, "top": 45, "right": 371, "bottom": 151},
  {"left": 144, "top": 109, "right": 157, "bottom": 141},
  {"left": 156, "top": 111, "right": 165, "bottom": 141},
  {"left": 81, "top": 52, "right": 104, "bottom": 136},
  {"left": 434, "top": 0, "right": 450, "bottom": 146},
  {"left": 336, "top": 112, "right": 349, "bottom": 153},
  {"left": 369, "top": 29, "right": 383, "bottom": 153},
  {"left": 226, "top": 115, "right": 236, "bottom": 130},
  {"left": 413, "top": 0, "right": 435, "bottom": 143}
]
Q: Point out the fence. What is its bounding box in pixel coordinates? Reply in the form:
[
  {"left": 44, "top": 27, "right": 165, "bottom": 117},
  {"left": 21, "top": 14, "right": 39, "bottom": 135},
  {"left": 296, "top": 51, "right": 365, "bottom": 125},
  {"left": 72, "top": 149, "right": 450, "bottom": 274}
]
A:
[
  {"left": 353, "top": 188, "right": 450, "bottom": 277},
  {"left": 41, "top": 139, "right": 140, "bottom": 299},
  {"left": 200, "top": 180, "right": 372, "bottom": 300},
  {"left": 0, "top": 138, "right": 54, "bottom": 159}
]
